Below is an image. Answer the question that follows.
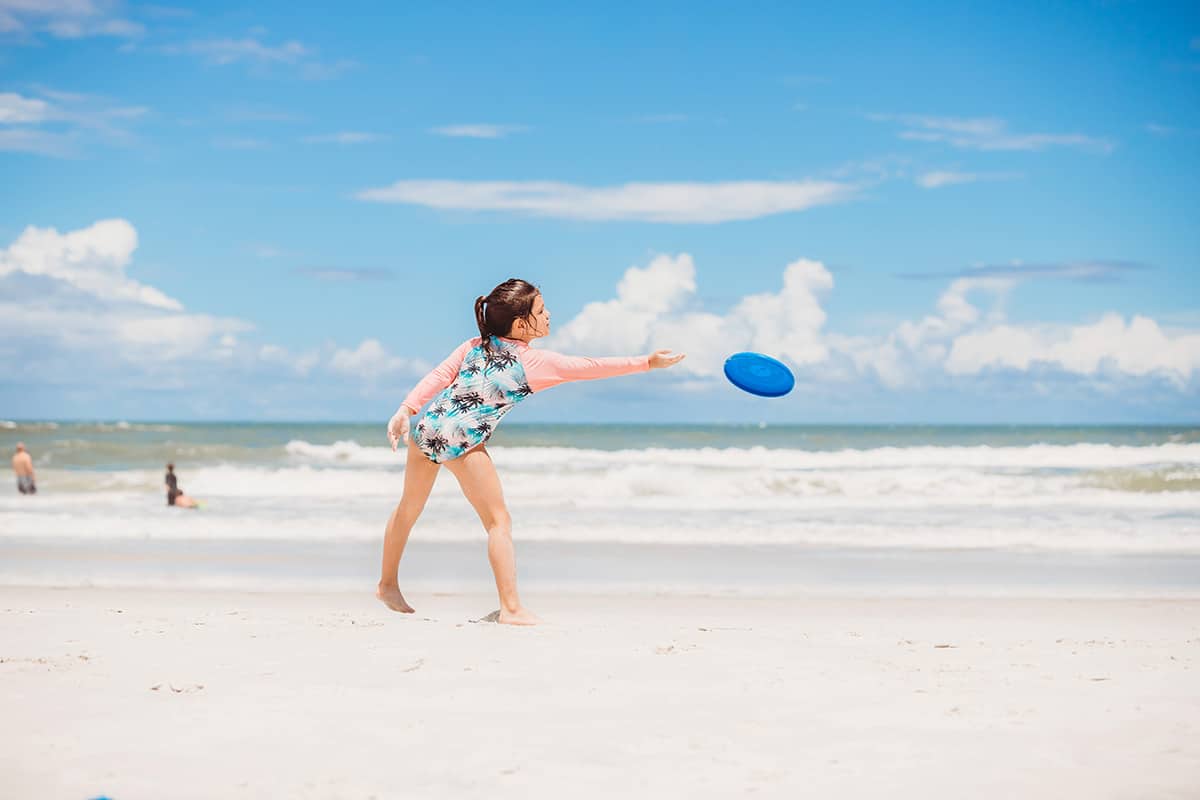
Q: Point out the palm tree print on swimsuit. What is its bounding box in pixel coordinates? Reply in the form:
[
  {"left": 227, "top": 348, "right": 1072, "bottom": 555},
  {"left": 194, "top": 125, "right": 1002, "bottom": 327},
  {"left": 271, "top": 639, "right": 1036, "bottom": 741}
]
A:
[
  {"left": 451, "top": 391, "right": 486, "bottom": 413},
  {"left": 412, "top": 337, "right": 534, "bottom": 464}
]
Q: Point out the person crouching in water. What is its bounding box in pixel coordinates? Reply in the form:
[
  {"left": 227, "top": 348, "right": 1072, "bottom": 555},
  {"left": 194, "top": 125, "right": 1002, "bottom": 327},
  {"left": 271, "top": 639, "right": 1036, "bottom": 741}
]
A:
[{"left": 165, "top": 463, "right": 199, "bottom": 509}]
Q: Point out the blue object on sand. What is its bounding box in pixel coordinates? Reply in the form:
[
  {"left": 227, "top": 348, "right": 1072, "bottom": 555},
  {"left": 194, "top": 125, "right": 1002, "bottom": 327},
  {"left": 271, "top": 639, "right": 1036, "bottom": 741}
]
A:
[{"left": 723, "top": 352, "right": 795, "bottom": 398}]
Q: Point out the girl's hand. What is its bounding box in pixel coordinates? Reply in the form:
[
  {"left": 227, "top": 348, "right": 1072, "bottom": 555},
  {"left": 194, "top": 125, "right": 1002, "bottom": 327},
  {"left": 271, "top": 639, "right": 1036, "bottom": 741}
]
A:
[
  {"left": 648, "top": 349, "right": 686, "bottom": 370},
  {"left": 387, "top": 409, "right": 412, "bottom": 452}
]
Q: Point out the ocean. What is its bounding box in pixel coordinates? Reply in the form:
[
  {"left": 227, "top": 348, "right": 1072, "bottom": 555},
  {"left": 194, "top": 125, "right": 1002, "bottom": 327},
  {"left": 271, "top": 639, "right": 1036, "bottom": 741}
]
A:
[{"left": 2, "top": 421, "right": 1198, "bottom": 595}]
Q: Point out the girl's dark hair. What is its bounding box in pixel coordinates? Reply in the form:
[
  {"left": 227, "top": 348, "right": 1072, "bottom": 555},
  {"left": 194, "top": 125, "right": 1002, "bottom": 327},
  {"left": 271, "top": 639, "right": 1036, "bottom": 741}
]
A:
[{"left": 474, "top": 279, "right": 540, "bottom": 353}]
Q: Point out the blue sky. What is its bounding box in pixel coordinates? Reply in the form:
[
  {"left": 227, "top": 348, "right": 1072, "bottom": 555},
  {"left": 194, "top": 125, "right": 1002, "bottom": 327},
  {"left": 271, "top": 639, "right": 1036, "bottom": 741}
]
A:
[{"left": 1, "top": 0, "right": 1198, "bottom": 423}]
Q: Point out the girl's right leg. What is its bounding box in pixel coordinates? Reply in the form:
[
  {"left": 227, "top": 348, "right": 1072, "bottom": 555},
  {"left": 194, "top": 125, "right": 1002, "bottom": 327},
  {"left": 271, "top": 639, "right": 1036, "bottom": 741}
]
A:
[
  {"left": 377, "top": 437, "right": 441, "bottom": 612},
  {"left": 442, "top": 446, "right": 540, "bottom": 626}
]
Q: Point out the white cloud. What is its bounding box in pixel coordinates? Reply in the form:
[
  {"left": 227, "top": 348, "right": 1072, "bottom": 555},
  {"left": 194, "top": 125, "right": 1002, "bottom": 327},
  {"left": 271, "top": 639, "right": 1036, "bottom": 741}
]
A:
[
  {"left": 839, "top": 277, "right": 1013, "bottom": 388},
  {"left": 114, "top": 313, "right": 253, "bottom": 361},
  {"left": 329, "top": 339, "right": 426, "bottom": 377},
  {"left": 0, "top": 220, "right": 426, "bottom": 388},
  {"left": 0, "top": 219, "right": 181, "bottom": 310},
  {"left": 430, "top": 124, "right": 527, "bottom": 139},
  {"left": 0, "top": 90, "right": 147, "bottom": 157},
  {"left": 301, "top": 131, "right": 385, "bottom": 145},
  {"left": 0, "top": 127, "right": 76, "bottom": 157},
  {"left": 0, "top": 0, "right": 143, "bottom": 39},
  {"left": 915, "top": 170, "right": 1020, "bottom": 189},
  {"left": 869, "top": 113, "right": 1113, "bottom": 153},
  {"left": 728, "top": 259, "right": 834, "bottom": 366},
  {"left": 259, "top": 344, "right": 320, "bottom": 376},
  {"left": 547, "top": 254, "right": 700, "bottom": 357},
  {"left": 163, "top": 37, "right": 355, "bottom": 79},
  {"left": 946, "top": 315, "right": 1200, "bottom": 386},
  {"left": 543, "top": 254, "right": 834, "bottom": 377},
  {"left": 544, "top": 254, "right": 1200, "bottom": 392},
  {"left": 175, "top": 37, "right": 310, "bottom": 65},
  {"left": 357, "top": 179, "right": 858, "bottom": 223},
  {"left": 0, "top": 91, "right": 50, "bottom": 123}
]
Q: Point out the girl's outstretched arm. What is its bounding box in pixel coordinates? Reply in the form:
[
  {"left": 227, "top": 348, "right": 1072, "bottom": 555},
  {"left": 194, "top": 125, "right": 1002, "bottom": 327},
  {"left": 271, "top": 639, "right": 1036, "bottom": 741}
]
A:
[{"left": 522, "top": 347, "right": 684, "bottom": 393}]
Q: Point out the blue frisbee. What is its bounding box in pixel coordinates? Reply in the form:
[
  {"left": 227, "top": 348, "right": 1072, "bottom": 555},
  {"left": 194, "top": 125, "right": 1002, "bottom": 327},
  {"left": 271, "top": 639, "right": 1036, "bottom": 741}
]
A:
[{"left": 723, "top": 352, "right": 795, "bottom": 398}]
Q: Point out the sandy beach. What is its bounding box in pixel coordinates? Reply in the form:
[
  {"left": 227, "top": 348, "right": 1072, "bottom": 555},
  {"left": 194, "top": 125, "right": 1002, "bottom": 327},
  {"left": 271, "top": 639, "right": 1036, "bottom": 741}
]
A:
[{"left": 3, "top": 587, "right": 1197, "bottom": 799}]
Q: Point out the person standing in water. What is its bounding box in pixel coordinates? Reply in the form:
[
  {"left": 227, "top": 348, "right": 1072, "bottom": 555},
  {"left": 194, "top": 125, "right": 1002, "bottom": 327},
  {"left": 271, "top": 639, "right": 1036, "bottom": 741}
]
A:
[
  {"left": 12, "top": 443, "right": 36, "bottom": 495},
  {"left": 379, "top": 279, "right": 685, "bottom": 625},
  {"left": 164, "top": 463, "right": 199, "bottom": 509}
]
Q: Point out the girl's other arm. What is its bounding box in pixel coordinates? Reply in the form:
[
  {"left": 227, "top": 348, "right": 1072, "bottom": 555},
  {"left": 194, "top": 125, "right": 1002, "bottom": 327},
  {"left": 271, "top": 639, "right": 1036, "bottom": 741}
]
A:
[
  {"left": 398, "top": 338, "right": 477, "bottom": 415},
  {"left": 388, "top": 338, "right": 477, "bottom": 450}
]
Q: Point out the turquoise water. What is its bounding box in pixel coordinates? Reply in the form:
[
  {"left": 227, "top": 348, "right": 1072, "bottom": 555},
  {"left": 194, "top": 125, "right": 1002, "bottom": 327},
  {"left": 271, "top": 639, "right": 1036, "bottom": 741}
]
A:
[
  {"left": 3, "top": 421, "right": 1197, "bottom": 470},
  {"left": 2, "top": 420, "right": 1198, "bottom": 593}
]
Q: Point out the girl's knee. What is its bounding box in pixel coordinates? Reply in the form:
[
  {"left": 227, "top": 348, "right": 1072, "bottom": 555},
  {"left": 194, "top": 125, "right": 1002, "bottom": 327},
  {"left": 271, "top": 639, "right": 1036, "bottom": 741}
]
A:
[{"left": 484, "top": 511, "right": 512, "bottom": 536}]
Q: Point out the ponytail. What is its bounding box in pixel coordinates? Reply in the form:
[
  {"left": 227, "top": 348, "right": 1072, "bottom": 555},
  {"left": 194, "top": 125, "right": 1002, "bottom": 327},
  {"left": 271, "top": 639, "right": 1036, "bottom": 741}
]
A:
[{"left": 475, "top": 295, "right": 492, "bottom": 354}]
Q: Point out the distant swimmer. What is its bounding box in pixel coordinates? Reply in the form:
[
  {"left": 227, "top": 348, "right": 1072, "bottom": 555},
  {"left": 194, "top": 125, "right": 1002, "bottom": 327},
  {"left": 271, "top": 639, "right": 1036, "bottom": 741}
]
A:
[
  {"left": 164, "top": 463, "right": 199, "bottom": 509},
  {"left": 377, "top": 278, "right": 685, "bottom": 625},
  {"left": 12, "top": 442, "right": 35, "bottom": 495}
]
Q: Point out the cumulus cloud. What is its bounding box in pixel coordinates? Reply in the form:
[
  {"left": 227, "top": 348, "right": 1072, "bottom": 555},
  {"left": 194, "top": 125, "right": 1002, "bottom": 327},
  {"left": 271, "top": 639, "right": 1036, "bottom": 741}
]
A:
[
  {"left": 357, "top": 179, "right": 858, "bottom": 223},
  {"left": 547, "top": 254, "right": 700, "bottom": 357},
  {"left": 946, "top": 315, "right": 1200, "bottom": 386},
  {"left": 543, "top": 254, "right": 835, "bottom": 376},
  {"left": 834, "top": 277, "right": 1013, "bottom": 388},
  {"left": 0, "top": 220, "right": 181, "bottom": 310},
  {"left": 258, "top": 344, "right": 320, "bottom": 376},
  {"left": 329, "top": 339, "right": 427, "bottom": 376},
  {"left": 0, "top": 220, "right": 256, "bottom": 374},
  {"left": 0, "top": 220, "right": 426, "bottom": 389},
  {"left": 869, "top": 113, "right": 1113, "bottom": 153},
  {"left": 544, "top": 253, "right": 1200, "bottom": 391}
]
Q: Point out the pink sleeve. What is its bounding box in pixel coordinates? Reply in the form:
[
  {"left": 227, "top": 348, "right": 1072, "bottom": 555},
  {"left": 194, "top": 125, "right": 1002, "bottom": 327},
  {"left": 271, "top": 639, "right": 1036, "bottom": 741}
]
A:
[
  {"left": 521, "top": 347, "right": 650, "bottom": 393},
  {"left": 400, "top": 338, "right": 478, "bottom": 413}
]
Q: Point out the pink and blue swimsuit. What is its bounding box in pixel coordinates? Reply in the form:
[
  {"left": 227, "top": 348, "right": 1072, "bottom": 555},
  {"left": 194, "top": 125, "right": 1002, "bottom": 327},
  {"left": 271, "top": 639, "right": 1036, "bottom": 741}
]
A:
[{"left": 401, "top": 335, "right": 649, "bottom": 463}]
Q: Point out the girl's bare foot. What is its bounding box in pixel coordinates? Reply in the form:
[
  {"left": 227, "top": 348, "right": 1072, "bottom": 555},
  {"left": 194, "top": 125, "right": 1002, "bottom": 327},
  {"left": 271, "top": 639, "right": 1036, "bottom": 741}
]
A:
[
  {"left": 498, "top": 607, "right": 541, "bottom": 626},
  {"left": 376, "top": 584, "right": 415, "bottom": 613}
]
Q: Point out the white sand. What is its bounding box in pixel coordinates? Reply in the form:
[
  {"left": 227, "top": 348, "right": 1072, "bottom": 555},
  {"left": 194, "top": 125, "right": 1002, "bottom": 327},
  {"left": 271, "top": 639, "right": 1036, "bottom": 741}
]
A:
[{"left": 2, "top": 587, "right": 1198, "bottom": 799}]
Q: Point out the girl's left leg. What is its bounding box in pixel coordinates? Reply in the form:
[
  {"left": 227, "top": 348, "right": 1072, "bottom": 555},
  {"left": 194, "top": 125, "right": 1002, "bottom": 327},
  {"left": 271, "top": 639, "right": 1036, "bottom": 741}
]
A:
[
  {"left": 377, "top": 437, "right": 441, "bottom": 612},
  {"left": 442, "top": 446, "right": 540, "bottom": 626}
]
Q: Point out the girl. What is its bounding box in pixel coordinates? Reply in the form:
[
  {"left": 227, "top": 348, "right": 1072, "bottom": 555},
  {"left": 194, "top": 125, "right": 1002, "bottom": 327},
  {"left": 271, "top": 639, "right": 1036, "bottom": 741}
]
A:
[{"left": 378, "top": 279, "right": 685, "bottom": 625}]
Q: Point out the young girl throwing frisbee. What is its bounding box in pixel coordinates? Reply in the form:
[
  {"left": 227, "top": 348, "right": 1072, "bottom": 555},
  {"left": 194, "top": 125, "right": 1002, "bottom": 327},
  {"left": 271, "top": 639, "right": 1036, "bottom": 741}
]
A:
[{"left": 378, "top": 279, "right": 685, "bottom": 625}]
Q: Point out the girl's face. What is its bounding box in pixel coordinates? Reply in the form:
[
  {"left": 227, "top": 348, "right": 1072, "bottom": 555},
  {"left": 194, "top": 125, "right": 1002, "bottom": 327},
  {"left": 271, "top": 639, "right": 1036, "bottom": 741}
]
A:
[{"left": 512, "top": 293, "right": 550, "bottom": 341}]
